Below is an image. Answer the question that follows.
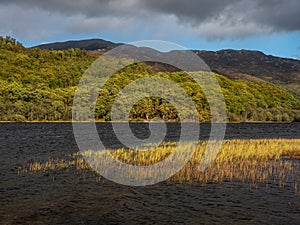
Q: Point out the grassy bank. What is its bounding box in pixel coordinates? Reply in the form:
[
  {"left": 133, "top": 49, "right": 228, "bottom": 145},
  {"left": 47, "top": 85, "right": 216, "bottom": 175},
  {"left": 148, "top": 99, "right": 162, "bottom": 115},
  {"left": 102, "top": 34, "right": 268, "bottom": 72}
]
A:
[{"left": 20, "top": 139, "right": 300, "bottom": 190}]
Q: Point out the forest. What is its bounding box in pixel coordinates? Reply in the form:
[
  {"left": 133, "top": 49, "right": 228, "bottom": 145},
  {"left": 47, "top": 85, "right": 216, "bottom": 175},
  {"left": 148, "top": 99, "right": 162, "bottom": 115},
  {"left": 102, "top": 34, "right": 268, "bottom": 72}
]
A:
[{"left": 0, "top": 36, "right": 300, "bottom": 122}]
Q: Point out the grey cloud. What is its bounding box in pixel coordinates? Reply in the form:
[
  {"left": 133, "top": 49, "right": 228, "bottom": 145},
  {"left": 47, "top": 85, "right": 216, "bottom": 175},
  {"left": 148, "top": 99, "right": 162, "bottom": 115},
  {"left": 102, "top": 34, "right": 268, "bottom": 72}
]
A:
[
  {"left": 143, "top": 0, "right": 300, "bottom": 33},
  {"left": 0, "top": 4, "right": 66, "bottom": 40},
  {"left": 0, "top": 0, "right": 140, "bottom": 17},
  {"left": 0, "top": 0, "right": 242, "bottom": 20},
  {"left": 251, "top": 0, "right": 300, "bottom": 31},
  {"left": 142, "top": 0, "right": 241, "bottom": 23},
  {"left": 0, "top": 0, "right": 300, "bottom": 39}
]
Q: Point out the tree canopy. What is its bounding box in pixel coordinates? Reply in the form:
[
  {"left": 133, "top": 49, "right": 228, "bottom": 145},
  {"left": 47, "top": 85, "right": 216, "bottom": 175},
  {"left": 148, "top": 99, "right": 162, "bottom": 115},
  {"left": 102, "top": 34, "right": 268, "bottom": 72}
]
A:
[{"left": 0, "top": 36, "right": 299, "bottom": 122}]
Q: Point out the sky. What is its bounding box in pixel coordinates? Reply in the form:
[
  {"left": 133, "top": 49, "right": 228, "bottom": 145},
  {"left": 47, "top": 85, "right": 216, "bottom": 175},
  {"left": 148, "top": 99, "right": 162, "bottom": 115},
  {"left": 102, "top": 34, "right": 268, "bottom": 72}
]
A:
[{"left": 0, "top": 0, "right": 300, "bottom": 59}]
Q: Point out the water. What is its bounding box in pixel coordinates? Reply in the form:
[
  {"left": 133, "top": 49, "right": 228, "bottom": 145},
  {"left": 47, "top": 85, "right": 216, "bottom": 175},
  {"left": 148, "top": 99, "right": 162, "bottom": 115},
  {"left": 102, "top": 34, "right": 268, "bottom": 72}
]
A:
[
  {"left": 1, "top": 122, "right": 299, "bottom": 163},
  {"left": 0, "top": 122, "right": 299, "bottom": 224},
  {"left": 1, "top": 122, "right": 300, "bottom": 151}
]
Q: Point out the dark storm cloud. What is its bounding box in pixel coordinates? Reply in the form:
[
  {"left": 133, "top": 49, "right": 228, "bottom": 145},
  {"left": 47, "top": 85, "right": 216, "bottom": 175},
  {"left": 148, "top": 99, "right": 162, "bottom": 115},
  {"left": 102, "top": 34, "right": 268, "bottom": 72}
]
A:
[
  {"left": 142, "top": 0, "right": 300, "bottom": 32},
  {"left": 142, "top": 0, "right": 241, "bottom": 23},
  {"left": 0, "top": 0, "right": 121, "bottom": 17},
  {"left": 250, "top": 0, "right": 300, "bottom": 31},
  {"left": 1, "top": 0, "right": 300, "bottom": 38}
]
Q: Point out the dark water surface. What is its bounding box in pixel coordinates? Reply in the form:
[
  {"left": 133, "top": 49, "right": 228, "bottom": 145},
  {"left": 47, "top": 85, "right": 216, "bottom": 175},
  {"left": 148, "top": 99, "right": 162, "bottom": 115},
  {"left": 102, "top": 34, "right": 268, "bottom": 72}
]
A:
[
  {"left": 1, "top": 122, "right": 300, "bottom": 150},
  {"left": 0, "top": 122, "right": 299, "bottom": 224}
]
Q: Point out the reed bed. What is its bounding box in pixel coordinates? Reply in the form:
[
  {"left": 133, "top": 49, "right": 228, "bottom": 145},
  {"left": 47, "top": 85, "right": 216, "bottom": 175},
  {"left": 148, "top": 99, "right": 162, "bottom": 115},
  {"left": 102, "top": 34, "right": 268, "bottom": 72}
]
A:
[{"left": 20, "top": 139, "right": 300, "bottom": 189}]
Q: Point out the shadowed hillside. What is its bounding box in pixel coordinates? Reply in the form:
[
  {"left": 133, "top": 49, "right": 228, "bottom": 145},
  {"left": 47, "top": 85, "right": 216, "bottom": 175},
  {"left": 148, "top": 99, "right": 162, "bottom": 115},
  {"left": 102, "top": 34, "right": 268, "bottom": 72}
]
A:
[
  {"left": 34, "top": 39, "right": 300, "bottom": 98},
  {"left": 34, "top": 38, "right": 123, "bottom": 51},
  {"left": 195, "top": 50, "right": 300, "bottom": 98},
  {"left": 1, "top": 36, "right": 299, "bottom": 122}
]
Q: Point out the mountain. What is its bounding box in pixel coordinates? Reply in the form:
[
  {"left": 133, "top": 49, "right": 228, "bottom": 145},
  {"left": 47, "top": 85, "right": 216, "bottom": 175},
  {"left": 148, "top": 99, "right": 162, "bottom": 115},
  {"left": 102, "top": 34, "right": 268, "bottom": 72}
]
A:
[
  {"left": 33, "top": 38, "right": 300, "bottom": 98},
  {"left": 1, "top": 36, "right": 300, "bottom": 122},
  {"left": 33, "top": 38, "right": 123, "bottom": 51},
  {"left": 195, "top": 49, "right": 300, "bottom": 82},
  {"left": 195, "top": 50, "right": 300, "bottom": 99}
]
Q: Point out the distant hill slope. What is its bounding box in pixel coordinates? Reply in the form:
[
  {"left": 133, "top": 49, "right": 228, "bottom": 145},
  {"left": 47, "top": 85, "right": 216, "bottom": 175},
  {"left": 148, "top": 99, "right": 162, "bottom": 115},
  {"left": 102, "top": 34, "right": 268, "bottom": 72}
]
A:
[
  {"left": 33, "top": 38, "right": 123, "bottom": 51},
  {"left": 195, "top": 50, "right": 300, "bottom": 98},
  {"left": 195, "top": 49, "right": 300, "bottom": 83},
  {"left": 1, "top": 36, "right": 300, "bottom": 122},
  {"left": 33, "top": 38, "right": 300, "bottom": 98}
]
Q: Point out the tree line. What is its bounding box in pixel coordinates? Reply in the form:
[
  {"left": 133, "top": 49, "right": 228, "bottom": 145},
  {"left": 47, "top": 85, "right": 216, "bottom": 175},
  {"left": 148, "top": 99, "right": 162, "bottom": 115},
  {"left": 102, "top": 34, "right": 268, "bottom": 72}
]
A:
[{"left": 0, "top": 36, "right": 300, "bottom": 122}]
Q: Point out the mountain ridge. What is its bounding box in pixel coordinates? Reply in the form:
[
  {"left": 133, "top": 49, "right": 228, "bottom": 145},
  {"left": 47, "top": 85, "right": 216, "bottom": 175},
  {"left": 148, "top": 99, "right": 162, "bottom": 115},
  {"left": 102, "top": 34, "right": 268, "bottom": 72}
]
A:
[
  {"left": 33, "top": 38, "right": 123, "bottom": 51},
  {"left": 1, "top": 36, "right": 299, "bottom": 122},
  {"left": 33, "top": 38, "right": 300, "bottom": 98}
]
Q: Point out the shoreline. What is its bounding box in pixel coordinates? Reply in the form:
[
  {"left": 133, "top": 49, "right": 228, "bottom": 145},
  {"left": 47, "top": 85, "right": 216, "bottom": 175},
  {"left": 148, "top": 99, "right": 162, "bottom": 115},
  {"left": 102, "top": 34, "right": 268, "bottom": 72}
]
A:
[
  {"left": 0, "top": 120, "right": 297, "bottom": 124},
  {"left": 0, "top": 120, "right": 300, "bottom": 124}
]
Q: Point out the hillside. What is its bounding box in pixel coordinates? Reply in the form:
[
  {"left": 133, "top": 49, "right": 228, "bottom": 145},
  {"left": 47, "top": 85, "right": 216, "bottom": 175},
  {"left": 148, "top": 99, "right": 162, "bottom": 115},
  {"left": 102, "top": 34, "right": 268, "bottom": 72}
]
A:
[
  {"left": 33, "top": 38, "right": 300, "bottom": 98},
  {"left": 195, "top": 50, "right": 300, "bottom": 83},
  {"left": 195, "top": 50, "right": 300, "bottom": 98},
  {"left": 34, "top": 38, "right": 122, "bottom": 51},
  {"left": 1, "top": 36, "right": 300, "bottom": 122}
]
